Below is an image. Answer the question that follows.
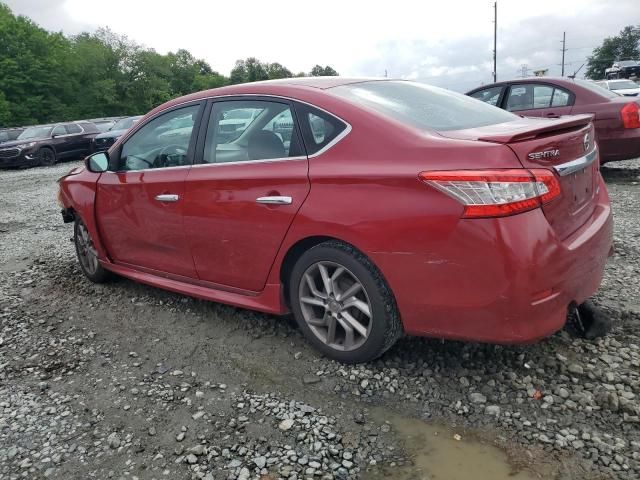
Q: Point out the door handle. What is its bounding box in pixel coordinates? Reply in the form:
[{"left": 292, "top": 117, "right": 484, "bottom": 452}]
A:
[
  {"left": 155, "top": 194, "right": 180, "bottom": 202},
  {"left": 545, "top": 112, "right": 560, "bottom": 118},
  {"left": 256, "top": 196, "right": 292, "bottom": 205}
]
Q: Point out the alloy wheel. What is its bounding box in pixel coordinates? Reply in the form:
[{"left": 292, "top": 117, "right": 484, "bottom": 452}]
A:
[
  {"left": 76, "top": 222, "right": 99, "bottom": 275},
  {"left": 298, "top": 261, "right": 373, "bottom": 351},
  {"left": 40, "top": 149, "right": 55, "bottom": 166}
]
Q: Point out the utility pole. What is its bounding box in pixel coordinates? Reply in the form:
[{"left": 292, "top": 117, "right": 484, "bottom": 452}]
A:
[
  {"left": 561, "top": 31, "right": 567, "bottom": 76},
  {"left": 493, "top": 2, "right": 497, "bottom": 82},
  {"left": 519, "top": 64, "right": 529, "bottom": 78}
]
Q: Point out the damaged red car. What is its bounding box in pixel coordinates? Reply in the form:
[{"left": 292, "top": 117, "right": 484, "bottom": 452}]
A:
[{"left": 58, "top": 78, "right": 613, "bottom": 363}]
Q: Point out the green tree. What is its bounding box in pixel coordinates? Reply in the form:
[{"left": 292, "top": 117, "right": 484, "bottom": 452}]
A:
[
  {"left": 586, "top": 25, "right": 640, "bottom": 79},
  {"left": 266, "top": 62, "right": 292, "bottom": 79},
  {"left": 0, "top": 3, "right": 71, "bottom": 125},
  {"left": 310, "top": 65, "right": 339, "bottom": 77},
  {"left": 0, "top": 2, "right": 341, "bottom": 126}
]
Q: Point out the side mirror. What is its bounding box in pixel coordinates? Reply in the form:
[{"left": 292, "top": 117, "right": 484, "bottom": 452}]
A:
[{"left": 86, "top": 152, "right": 109, "bottom": 173}]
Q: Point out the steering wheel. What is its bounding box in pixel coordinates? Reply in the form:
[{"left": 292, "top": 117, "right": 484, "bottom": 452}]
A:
[{"left": 157, "top": 144, "right": 187, "bottom": 168}]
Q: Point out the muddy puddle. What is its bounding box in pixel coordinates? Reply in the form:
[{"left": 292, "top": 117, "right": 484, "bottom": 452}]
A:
[{"left": 366, "top": 409, "right": 544, "bottom": 480}]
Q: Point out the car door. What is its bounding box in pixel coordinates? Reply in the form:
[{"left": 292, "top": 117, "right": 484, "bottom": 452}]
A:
[
  {"left": 95, "top": 102, "right": 203, "bottom": 278},
  {"left": 50, "top": 124, "right": 70, "bottom": 158},
  {"left": 63, "top": 123, "right": 86, "bottom": 157},
  {"left": 536, "top": 86, "right": 574, "bottom": 118},
  {"left": 183, "top": 98, "right": 310, "bottom": 292},
  {"left": 503, "top": 83, "right": 555, "bottom": 117}
]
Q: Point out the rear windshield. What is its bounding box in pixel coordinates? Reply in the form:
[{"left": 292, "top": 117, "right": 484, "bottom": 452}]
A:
[
  {"left": 331, "top": 80, "right": 516, "bottom": 132},
  {"left": 574, "top": 79, "right": 619, "bottom": 99}
]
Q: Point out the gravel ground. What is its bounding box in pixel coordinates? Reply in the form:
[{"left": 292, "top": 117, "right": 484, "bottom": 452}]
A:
[{"left": 0, "top": 159, "right": 639, "bottom": 479}]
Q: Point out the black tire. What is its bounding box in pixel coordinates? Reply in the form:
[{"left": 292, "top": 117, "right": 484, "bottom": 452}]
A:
[
  {"left": 38, "top": 147, "right": 56, "bottom": 166},
  {"left": 289, "top": 240, "right": 402, "bottom": 363},
  {"left": 74, "top": 218, "right": 111, "bottom": 283}
]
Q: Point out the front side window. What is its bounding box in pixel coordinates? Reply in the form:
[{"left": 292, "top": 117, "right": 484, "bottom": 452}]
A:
[
  {"left": 332, "top": 80, "right": 515, "bottom": 132},
  {"left": 119, "top": 104, "right": 199, "bottom": 171},
  {"left": 470, "top": 86, "right": 503, "bottom": 106},
  {"left": 203, "top": 100, "right": 302, "bottom": 164},
  {"left": 66, "top": 123, "right": 82, "bottom": 134},
  {"left": 52, "top": 125, "right": 66, "bottom": 136}
]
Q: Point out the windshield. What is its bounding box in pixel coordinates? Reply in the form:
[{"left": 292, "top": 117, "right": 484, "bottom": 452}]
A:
[
  {"left": 112, "top": 116, "right": 142, "bottom": 131},
  {"left": 332, "top": 80, "right": 516, "bottom": 132},
  {"left": 573, "top": 79, "right": 619, "bottom": 99},
  {"left": 609, "top": 80, "right": 639, "bottom": 90},
  {"left": 17, "top": 126, "right": 53, "bottom": 140},
  {"left": 618, "top": 60, "right": 638, "bottom": 67}
]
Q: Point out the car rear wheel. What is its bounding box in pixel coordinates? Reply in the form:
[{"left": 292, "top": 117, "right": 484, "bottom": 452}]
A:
[
  {"left": 38, "top": 148, "right": 56, "bottom": 166},
  {"left": 74, "top": 218, "right": 111, "bottom": 283},
  {"left": 289, "top": 241, "right": 402, "bottom": 363}
]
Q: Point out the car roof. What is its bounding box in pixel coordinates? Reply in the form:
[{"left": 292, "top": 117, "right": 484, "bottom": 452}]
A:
[
  {"left": 142, "top": 77, "right": 398, "bottom": 122},
  {"left": 467, "top": 76, "right": 587, "bottom": 91}
]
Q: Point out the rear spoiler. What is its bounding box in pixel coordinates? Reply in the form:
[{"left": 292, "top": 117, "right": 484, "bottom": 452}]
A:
[
  {"left": 441, "top": 114, "right": 594, "bottom": 144},
  {"left": 477, "top": 114, "right": 594, "bottom": 143}
]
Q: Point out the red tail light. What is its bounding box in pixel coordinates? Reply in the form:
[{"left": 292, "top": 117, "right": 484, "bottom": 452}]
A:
[
  {"left": 419, "top": 169, "right": 561, "bottom": 218},
  {"left": 621, "top": 102, "right": 640, "bottom": 129}
]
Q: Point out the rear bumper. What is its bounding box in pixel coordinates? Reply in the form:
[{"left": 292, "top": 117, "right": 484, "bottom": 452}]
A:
[
  {"left": 369, "top": 175, "right": 613, "bottom": 343},
  {"left": 598, "top": 127, "right": 640, "bottom": 162}
]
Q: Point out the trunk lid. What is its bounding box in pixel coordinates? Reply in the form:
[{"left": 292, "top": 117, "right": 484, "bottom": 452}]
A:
[{"left": 440, "top": 115, "right": 598, "bottom": 239}]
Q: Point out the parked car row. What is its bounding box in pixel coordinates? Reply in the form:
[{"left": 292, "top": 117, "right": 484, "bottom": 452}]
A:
[
  {"left": 466, "top": 77, "right": 640, "bottom": 163},
  {"left": 0, "top": 115, "right": 142, "bottom": 168}
]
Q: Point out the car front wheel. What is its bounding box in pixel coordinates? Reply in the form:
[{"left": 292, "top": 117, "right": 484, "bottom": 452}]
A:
[
  {"left": 289, "top": 241, "right": 402, "bottom": 363},
  {"left": 38, "top": 148, "right": 56, "bottom": 166},
  {"left": 74, "top": 218, "right": 111, "bottom": 283}
]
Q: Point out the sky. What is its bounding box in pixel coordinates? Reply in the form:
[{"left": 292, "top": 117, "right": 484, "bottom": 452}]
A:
[{"left": 5, "top": 0, "right": 640, "bottom": 91}]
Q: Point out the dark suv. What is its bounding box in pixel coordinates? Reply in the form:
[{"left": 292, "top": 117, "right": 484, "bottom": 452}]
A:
[{"left": 0, "top": 121, "right": 99, "bottom": 168}]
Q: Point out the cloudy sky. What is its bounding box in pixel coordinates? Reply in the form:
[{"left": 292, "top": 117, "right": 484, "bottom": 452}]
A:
[{"left": 5, "top": 0, "right": 640, "bottom": 91}]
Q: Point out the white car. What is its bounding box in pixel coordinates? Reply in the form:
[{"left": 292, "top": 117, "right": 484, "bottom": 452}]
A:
[{"left": 595, "top": 79, "right": 640, "bottom": 97}]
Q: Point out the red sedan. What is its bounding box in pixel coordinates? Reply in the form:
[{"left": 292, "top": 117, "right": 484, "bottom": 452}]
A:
[
  {"left": 58, "top": 78, "right": 613, "bottom": 363},
  {"left": 467, "top": 77, "right": 640, "bottom": 163}
]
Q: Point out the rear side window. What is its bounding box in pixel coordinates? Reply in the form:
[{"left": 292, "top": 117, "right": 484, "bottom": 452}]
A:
[
  {"left": 506, "top": 84, "right": 555, "bottom": 111},
  {"left": 331, "top": 81, "right": 515, "bottom": 132},
  {"left": 294, "top": 103, "right": 347, "bottom": 155},
  {"left": 551, "top": 88, "right": 571, "bottom": 107},
  {"left": 203, "top": 100, "right": 303, "bottom": 163}
]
